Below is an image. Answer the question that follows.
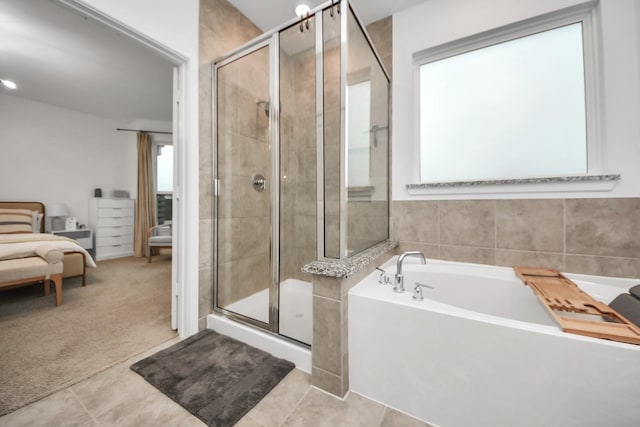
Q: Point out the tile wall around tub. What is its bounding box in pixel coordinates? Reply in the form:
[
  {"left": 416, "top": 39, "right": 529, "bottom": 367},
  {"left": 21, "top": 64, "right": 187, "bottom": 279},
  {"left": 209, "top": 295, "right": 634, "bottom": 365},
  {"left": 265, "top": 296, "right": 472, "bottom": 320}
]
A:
[{"left": 392, "top": 198, "right": 640, "bottom": 280}]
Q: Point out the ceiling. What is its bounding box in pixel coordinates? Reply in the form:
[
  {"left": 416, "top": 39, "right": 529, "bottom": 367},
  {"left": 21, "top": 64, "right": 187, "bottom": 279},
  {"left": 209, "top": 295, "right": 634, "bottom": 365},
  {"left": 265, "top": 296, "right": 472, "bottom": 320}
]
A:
[
  {"left": 0, "top": 0, "right": 426, "bottom": 123},
  {"left": 227, "top": 0, "right": 428, "bottom": 32},
  {"left": 0, "top": 0, "right": 174, "bottom": 122}
]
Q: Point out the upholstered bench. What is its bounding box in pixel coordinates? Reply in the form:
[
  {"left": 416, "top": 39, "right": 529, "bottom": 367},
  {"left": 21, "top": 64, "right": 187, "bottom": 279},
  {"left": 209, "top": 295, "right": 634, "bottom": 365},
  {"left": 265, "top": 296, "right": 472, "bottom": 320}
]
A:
[
  {"left": 148, "top": 223, "right": 172, "bottom": 263},
  {"left": 0, "top": 246, "right": 64, "bottom": 306}
]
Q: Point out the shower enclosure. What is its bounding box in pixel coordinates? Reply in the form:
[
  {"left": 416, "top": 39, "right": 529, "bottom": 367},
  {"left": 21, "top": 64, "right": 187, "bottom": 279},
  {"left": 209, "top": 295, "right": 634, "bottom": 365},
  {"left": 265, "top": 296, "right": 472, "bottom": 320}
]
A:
[{"left": 212, "top": 0, "right": 390, "bottom": 346}]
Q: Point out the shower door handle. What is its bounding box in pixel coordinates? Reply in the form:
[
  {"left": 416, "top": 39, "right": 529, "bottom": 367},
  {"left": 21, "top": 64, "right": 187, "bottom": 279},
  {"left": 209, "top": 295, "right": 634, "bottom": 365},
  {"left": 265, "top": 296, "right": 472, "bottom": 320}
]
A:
[{"left": 252, "top": 174, "right": 266, "bottom": 192}]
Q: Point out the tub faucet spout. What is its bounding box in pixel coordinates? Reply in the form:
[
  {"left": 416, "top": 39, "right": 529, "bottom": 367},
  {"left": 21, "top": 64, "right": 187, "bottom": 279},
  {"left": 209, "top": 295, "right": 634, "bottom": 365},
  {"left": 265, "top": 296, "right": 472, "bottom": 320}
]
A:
[{"left": 395, "top": 251, "right": 426, "bottom": 293}]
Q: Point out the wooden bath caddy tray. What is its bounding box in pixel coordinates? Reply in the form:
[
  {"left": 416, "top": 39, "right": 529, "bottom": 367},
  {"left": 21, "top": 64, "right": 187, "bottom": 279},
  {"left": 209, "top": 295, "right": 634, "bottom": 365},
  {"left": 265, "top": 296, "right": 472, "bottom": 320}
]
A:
[{"left": 514, "top": 267, "right": 640, "bottom": 345}]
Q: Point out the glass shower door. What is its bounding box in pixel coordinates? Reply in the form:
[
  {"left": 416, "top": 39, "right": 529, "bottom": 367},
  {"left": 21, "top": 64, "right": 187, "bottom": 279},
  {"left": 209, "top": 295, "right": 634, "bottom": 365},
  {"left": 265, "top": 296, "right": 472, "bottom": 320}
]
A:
[
  {"left": 215, "top": 42, "right": 272, "bottom": 326},
  {"left": 278, "top": 18, "right": 317, "bottom": 345}
]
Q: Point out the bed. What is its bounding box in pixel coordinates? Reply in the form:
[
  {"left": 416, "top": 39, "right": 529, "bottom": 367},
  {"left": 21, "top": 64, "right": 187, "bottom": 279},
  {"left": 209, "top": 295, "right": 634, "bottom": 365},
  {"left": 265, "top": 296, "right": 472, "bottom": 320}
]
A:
[{"left": 0, "top": 201, "right": 96, "bottom": 286}]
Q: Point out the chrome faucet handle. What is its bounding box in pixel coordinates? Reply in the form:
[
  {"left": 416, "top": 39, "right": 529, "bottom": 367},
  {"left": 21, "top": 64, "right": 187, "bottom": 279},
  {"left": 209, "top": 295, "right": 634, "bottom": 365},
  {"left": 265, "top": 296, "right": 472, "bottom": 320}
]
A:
[
  {"left": 413, "top": 282, "right": 434, "bottom": 301},
  {"left": 375, "top": 267, "right": 389, "bottom": 284},
  {"left": 413, "top": 284, "right": 424, "bottom": 301}
]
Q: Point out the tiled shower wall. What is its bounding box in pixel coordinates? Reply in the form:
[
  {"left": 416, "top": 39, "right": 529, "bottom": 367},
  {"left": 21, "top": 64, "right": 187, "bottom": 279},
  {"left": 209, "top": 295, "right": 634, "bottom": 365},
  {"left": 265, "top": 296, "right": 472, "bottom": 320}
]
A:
[
  {"left": 344, "top": 14, "right": 391, "bottom": 256},
  {"left": 323, "top": 41, "right": 342, "bottom": 258},
  {"left": 351, "top": 16, "right": 394, "bottom": 255},
  {"left": 393, "top": 198, "right": 640, "bottom": 279},
  {"left": 199, "top": 0, "right": 264, "bottom": 329},
  {"left": 280, "top": 43, "right": 317, "bottom": 282},
  {"left": 366, "top": 18, "right": 392, "bottom": 77},
  {"left": 198, "top": 5, "right": 391, "bottom": 329}
]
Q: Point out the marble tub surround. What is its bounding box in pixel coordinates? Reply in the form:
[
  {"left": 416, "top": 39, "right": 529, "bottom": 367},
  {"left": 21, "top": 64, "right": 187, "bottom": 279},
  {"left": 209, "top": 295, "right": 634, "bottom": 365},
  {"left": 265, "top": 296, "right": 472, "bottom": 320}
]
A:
[
  {"left": 392, "top": 197, "right": 640, "bottom": 279},
  {"left": 305, "top": 241, "right": 397, "bottom": 397},
  {"left": 303, "top": 240, "right": 398, "bottom": 278},
  {"left": 406, "top": 174, "right": 621, "bottom": 189}
]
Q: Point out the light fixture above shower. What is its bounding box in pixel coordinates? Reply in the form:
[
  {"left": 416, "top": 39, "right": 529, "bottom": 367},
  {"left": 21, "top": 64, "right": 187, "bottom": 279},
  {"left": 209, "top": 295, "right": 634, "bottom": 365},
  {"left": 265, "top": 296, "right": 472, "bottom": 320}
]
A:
[
  {"left": 295, "top": 1, "right": 312, "bottom": 32},
  {"left": 294, "top": 2, "right": 311, "bottom": 18},
  {"left": 0, "top": 79, "right": 17, "bottom": 90}
]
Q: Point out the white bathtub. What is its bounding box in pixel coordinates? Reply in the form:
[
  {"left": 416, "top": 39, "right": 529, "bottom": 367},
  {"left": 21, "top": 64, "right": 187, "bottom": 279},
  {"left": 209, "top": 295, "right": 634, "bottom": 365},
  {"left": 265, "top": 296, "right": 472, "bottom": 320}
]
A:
[{"left": 349, "top": 257, "right": 640, "bottom": 427}]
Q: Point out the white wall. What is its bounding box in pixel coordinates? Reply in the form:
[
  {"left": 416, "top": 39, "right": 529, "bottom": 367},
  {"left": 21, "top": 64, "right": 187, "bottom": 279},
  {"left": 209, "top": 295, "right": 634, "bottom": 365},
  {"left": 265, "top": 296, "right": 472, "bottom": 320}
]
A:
[
  {"left": 0, "top": 93, "right": 135, "bottom": 227},
  {"left": 393, "top": 0, "right": 640, "bottom": 200},
  {"left": 74, "top": 0, "right": 200, "bottom": 336}
]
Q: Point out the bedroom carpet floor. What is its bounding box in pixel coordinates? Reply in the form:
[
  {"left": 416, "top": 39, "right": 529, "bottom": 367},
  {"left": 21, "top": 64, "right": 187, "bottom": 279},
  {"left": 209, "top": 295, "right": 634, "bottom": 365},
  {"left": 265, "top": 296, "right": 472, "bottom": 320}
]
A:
[{"left": 0, "top": 255, "right": 176, "bottom": 416}]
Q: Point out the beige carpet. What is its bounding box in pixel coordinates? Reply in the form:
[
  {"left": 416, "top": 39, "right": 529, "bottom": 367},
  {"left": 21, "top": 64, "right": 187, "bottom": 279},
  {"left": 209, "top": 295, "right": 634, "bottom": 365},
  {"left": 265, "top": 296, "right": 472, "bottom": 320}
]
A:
[{"left": 0, "top": 255, "right": 177, "bottom": 415}]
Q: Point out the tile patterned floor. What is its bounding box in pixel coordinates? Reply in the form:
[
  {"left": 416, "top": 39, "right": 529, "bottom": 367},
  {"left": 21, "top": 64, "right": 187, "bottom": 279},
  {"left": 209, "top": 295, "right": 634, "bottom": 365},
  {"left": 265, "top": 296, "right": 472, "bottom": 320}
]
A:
[{"left": 0, "top": 338, "right": 432, "bottom": 427}]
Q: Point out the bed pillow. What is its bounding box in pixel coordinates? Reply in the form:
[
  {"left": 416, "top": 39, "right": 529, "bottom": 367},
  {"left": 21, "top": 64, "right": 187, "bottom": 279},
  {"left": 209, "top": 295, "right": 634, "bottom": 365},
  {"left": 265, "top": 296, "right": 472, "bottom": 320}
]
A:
[
  {"left": 0, "top": 208, "right": 34, "bottom": 234},
  {"left": 31, "top": 211, "right": 44, "bottom": 233}
]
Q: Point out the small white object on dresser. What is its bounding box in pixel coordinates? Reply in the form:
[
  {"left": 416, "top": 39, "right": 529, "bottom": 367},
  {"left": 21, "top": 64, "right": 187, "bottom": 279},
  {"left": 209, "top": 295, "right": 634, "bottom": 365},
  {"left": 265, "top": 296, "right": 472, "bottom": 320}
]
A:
[{"left": 88, "top": 198, "right": 135, "bottom": 260}]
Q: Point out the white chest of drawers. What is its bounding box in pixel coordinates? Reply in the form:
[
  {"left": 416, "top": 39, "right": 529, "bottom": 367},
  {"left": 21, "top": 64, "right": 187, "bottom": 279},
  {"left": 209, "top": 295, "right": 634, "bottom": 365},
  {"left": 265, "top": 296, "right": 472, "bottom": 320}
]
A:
[{"left": 89, "top": 198, "right": 135, "bottom": 260}]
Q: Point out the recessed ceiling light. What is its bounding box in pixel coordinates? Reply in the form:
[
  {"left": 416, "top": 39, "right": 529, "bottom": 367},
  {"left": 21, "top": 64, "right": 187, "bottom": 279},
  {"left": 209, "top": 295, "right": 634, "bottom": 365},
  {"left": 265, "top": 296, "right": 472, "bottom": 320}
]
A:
[
  {"left": 1, "top": 79, "right": 17, "bottom": 90},
  {"left": 295, "top": 3, "right": 311, "bottom": 17}
]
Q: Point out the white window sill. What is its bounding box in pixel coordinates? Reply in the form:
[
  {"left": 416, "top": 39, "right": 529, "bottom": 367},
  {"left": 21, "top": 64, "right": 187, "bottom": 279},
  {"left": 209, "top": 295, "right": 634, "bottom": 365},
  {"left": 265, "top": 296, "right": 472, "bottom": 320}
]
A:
[{"left": 406, "top": 174, "right": 620, "bottom": 196}]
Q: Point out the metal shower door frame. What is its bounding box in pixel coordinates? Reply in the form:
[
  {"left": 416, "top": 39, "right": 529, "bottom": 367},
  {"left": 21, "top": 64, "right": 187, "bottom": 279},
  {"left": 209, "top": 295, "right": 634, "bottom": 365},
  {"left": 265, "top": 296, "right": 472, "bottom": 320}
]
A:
[{"left": 211, "top": 35, "right": 281, "bottom": 334}]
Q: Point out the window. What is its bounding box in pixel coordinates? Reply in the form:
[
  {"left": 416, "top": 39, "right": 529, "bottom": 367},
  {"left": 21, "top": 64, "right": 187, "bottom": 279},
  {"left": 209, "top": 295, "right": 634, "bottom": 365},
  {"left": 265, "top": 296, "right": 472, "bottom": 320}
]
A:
[
  {"left": 156, "top": 144, "right": 173, "bottom": 193},
  {"left": 416, "top": 10, "right": 597, "bottom": 184},
  {"left": 155, "top": 144, "right": 173, "bottom": 224}
]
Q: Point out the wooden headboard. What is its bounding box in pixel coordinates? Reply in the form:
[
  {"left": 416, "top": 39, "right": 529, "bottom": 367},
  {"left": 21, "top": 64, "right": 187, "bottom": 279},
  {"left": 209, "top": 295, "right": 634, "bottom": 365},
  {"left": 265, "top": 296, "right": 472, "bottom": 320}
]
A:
[{"left": 0, "top": 201, "right": 46, "bottom": 232}]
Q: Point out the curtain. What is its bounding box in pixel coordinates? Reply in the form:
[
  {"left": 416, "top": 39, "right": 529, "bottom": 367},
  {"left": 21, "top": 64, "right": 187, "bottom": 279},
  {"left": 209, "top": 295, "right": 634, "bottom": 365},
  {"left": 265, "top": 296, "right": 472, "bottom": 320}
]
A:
[{"left": 134, "top": 132, "right": 157, "bottom": 257}]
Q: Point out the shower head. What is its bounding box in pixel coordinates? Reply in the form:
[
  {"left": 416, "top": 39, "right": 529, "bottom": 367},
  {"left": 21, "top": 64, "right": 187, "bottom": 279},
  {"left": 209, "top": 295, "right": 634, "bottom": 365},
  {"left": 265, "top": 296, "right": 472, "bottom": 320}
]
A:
[{"left": 255, "top": 98, "right": 270, "bottom": 118}]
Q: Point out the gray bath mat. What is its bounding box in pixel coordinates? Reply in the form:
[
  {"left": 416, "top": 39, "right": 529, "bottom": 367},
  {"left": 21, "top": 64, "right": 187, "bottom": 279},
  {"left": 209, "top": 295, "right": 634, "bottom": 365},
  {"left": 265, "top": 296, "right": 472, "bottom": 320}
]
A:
[{"left": 130, "top": 329, "right": 295, "bottom": 427}]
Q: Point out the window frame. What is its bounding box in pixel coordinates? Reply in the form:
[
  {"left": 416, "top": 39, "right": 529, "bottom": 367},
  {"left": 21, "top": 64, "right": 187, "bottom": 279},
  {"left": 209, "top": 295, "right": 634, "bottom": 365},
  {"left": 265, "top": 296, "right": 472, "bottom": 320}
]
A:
[
  {"left": 152, "top": 141, "right": 173, "bottom": 225},
  {"left": 153, "top": 141, "right": 174, "bottom": 196},
  {"left": 412, "top": 3, "right": 602, "bottom": 189}
]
